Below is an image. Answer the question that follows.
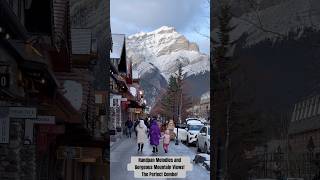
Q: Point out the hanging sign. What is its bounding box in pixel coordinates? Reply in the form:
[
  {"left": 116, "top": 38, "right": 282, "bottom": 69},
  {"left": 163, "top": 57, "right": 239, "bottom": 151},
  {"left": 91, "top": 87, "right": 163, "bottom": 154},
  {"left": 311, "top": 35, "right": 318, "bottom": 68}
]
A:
[
  {"left": 9, "top": 107, "right": 37, "bottom": 118},
  {"left": 0, "top": 107, "right": 9, "bottom": 144}
]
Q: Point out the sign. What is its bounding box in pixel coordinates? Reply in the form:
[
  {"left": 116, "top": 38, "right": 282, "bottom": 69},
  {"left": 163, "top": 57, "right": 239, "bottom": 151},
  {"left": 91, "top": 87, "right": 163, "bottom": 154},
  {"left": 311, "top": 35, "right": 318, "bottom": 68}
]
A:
[
  {"left": 0, "top": 73, "right": 9, "bottom": 88},
  {"left": 9, "top": 107, "right": 37, "bottom": 118},
  {"left": 121, "top": 98, "right": 127, "bottom": 101},
  {"left": 57, "top": 146, "right": 81, "bottom": 160},
  {"left": 24, "top": 116, "right": 55, "bottom": 144},
  {"left": 0, "top": 107, "right": 9, "bottom": 144},
  {"left": 110, "top": 94, "right": 122, "bottom": 107},
  {"left": 95, "top": 94, "right": 103, "bottom": 104},
  {"left": 32, "top": 115, "right": 55, "bottom": 124}
]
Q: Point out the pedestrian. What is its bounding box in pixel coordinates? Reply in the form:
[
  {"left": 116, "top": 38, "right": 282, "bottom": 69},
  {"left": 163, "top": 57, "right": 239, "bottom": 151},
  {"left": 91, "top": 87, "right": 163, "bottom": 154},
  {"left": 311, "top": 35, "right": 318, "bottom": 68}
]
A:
[
  {"left": 149, "top": 118, "right": 161, "bottom": 153},
  {"left": 162, "top": 129, "right": 171, "bottom": 153},
  {"left": 134, "top": 118, "right": 140, "bottom": 137},
  {"left": 125, "top": 119, "right": 133, "bottom": 138},
  {"left": 136, "top": 120, "right": 147, "bottom": 152}
]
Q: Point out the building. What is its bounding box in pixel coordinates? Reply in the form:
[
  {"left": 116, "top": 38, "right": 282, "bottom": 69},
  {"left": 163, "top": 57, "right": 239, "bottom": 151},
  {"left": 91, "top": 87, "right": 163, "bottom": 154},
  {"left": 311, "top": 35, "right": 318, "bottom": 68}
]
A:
[
  {"left": 288, "top": 94, "right": 320, "bottom": 179},
  {"left": 109, "top": 34, "right": 145, "bottom": 142},
  {"left": 187, "top": 92, "right": 210, "bottom": 120},
  {"left": 0, "top": 0, "right": 112, "bottom": 179}
]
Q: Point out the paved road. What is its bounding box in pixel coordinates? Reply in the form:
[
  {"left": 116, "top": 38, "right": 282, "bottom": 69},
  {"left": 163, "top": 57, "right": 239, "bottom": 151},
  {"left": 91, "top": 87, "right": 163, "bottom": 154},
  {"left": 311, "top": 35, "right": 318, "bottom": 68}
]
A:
[{"left": 110, "top": 136, "right": 210, "bottom": 180}]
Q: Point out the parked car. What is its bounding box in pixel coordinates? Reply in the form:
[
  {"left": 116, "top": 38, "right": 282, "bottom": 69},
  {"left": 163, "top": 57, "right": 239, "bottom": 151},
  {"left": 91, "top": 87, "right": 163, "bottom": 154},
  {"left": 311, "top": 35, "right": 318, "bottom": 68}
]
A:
[
  {"left": 184, "top": 120, "right": 204, "bottom": 146},
  {"left": 197, "top": 125, "right": 210, "bottom": 153}
]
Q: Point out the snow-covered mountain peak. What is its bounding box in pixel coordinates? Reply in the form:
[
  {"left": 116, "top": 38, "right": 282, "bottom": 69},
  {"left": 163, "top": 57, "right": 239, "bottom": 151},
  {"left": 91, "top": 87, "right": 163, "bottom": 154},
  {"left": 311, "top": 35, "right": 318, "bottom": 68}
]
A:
[
  {"left": 127, "top": 26, "right": 200, "bottom": 57},
  {"left": 126, "top": 26, "right": 209, "bottom": 107}
]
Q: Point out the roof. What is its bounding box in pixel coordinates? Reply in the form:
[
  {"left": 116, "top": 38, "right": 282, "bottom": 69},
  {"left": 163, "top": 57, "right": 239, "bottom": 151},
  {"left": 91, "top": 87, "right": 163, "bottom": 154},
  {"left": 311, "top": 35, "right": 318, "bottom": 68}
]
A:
[
  {"left": 289, "top": 93, "right": 320, "bottom": 134},
  {"left": 71, "top": 28, "right": 92, "bottom": 54},
  {"left": 110, "top": 34, "right": 125, "bottom": 59},
  {"left": 289, "top": 115, "right": 320, "bottom": 135}
]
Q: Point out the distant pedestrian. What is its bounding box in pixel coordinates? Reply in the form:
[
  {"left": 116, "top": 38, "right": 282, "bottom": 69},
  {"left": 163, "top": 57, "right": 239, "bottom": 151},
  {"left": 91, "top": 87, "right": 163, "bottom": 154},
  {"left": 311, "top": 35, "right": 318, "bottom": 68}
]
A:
[
  {"left": 149, "top": 119, "right": 161, "bottom": 153},
  {"left": 162, "top": 129, "right": 171, "bottom": 153},
  {"left": 136, "top": 120, "right": 147, "bottom": 152},
  {"left": 125, "top": 119, "right": 133, "bottom": 138}
]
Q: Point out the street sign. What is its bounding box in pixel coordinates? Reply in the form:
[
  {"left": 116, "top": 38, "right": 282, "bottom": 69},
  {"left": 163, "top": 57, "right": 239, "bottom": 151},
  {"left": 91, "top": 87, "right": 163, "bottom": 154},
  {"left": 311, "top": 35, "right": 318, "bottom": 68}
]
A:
[
  {"left": 0, "top": 107, "right": 9, "bottom": 144},
  {"left": 9, "top": 107, "right": 37, "bottom": 118}
]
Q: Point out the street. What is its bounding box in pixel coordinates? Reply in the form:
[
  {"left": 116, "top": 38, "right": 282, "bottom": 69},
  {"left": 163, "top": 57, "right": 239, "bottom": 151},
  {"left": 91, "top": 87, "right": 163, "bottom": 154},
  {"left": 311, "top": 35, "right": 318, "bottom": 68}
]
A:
[{"left": 110, "top": 135, "right": 210, "bottom": 180}]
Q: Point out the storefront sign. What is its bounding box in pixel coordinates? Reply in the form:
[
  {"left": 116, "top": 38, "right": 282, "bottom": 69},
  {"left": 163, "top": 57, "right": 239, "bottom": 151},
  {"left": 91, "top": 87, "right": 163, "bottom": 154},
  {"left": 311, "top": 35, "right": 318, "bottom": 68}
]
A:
[
  {"left": 57, "top": 146, "right": 81, "bottom": 160},
  {"left": 9, "top": 107, "right": 37, "bottom": 118},
  {"left": 0, "top": 107, "right": 9, "bottom": 144},
  {"left": 110, "top": 94, "right": 122, "bottom": 107}
]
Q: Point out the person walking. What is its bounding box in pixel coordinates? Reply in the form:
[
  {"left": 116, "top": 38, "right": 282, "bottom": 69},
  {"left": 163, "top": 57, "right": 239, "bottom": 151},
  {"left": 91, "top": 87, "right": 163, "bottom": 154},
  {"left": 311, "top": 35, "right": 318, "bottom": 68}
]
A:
[
  {"left": 162, "top": 129, "right": 171, "bottom": 153},
  {"left": 125, "top": 119, "right": 133, "bottom": 138},
  {"left": 136, "top": 120, "right": 147, "bottom": 152},
  {"left": 134, "top": 118, "right": 140, "bottom": 137},
  {"left": 149, "top": 119, "right": 161, "bottom": 153}
]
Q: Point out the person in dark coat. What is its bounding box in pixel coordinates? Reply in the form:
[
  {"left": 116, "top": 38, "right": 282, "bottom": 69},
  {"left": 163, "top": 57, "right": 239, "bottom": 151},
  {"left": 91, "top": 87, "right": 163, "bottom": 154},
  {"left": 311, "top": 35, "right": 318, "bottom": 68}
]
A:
[
  {"left": 125, "top": 119, "right": 133, "bottom": 138},
  {"left": 149, "top": 119, "right": 161, "bottom": 153}
]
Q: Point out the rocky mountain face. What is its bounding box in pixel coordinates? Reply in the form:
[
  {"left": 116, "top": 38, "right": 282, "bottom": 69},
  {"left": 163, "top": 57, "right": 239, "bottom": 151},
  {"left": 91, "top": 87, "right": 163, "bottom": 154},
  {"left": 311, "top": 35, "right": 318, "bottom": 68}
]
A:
[{"left": 126, "top": 26, "right": 210, "bottom": 107}]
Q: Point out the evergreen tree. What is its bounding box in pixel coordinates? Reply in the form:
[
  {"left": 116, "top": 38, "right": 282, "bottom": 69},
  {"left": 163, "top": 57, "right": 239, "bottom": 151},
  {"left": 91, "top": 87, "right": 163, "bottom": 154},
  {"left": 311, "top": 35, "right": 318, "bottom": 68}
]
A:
[
  {"left": 161, "top": 75, "right": 178, "bottom": 120},
  {"left": 213, "top": 1, "right": 265, "bottom": 179}
]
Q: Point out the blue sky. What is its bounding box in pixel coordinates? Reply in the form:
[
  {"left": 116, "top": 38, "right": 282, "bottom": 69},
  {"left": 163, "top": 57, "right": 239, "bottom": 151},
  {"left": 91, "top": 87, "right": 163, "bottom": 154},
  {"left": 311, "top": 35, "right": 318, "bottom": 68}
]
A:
[{"left": 110, "top": 0, "right": 210, "bottom": 54}]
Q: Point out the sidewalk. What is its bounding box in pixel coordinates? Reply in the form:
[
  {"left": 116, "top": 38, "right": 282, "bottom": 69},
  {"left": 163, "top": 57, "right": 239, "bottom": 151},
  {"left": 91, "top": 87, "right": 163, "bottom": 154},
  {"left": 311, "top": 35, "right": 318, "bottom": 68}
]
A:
[{"left": 110, "top": 135, "right": 210, "bottom": 180}]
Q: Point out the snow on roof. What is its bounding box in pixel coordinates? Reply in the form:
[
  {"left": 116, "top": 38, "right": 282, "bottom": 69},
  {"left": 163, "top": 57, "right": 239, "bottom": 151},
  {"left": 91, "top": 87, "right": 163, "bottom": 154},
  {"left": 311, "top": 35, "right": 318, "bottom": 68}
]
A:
[{"left": 110, "top": 34, "right": 125, "bottom": 59}]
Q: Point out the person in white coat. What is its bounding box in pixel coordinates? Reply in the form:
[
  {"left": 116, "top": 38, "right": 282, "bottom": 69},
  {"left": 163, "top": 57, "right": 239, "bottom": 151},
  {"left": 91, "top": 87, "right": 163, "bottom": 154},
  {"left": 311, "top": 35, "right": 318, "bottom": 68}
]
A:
[{"left": 136, "top": 120, "right": 147, "bottom": 152}]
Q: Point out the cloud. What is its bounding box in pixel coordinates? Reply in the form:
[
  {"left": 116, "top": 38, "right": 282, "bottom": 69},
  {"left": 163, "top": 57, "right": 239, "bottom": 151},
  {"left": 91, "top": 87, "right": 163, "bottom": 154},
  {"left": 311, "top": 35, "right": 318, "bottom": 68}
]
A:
[{"left": 111, "top": 0, "right": 210, "bottom": 53}]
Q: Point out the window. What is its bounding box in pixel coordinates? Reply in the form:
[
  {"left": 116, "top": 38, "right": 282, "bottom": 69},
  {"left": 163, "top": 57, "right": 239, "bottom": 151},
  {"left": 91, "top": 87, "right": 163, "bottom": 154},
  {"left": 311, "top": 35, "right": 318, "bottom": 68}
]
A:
[{"left": 188, "top": 125, "right": 202, "bottom": 131}]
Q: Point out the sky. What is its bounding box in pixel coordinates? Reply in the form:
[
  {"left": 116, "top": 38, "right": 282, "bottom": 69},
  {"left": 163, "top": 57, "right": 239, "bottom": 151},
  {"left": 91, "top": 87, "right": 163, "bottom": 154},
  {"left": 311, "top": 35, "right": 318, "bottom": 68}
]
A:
[{"left": 110, "top": 0, "right": 210, "bottom": 54}]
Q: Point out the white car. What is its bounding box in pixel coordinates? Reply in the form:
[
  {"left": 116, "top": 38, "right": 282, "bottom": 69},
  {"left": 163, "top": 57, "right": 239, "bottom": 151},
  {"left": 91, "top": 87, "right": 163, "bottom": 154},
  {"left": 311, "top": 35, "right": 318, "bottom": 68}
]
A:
[
  {"left": 197, "top": 125, "right": 210, "bottom": 153},
  {"left": 184, "top": 120, "right": 204, "bottom": 146}
]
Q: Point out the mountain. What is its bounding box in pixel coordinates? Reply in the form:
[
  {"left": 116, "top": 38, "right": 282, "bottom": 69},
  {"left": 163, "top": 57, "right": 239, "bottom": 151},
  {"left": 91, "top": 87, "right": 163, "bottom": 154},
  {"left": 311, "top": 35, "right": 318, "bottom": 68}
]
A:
[
  {"left": 126, "top": 26, "right": 210, "bottom": 107},
  {"left": 222, "top": 0, "right": 320, "bottom": 112}
]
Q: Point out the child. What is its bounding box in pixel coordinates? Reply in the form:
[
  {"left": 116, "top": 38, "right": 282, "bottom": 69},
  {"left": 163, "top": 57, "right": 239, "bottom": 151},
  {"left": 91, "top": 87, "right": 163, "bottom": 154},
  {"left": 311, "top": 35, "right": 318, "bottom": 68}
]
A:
[{"left": 163, "top": 130, "right": 171, "bottom": 153}]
